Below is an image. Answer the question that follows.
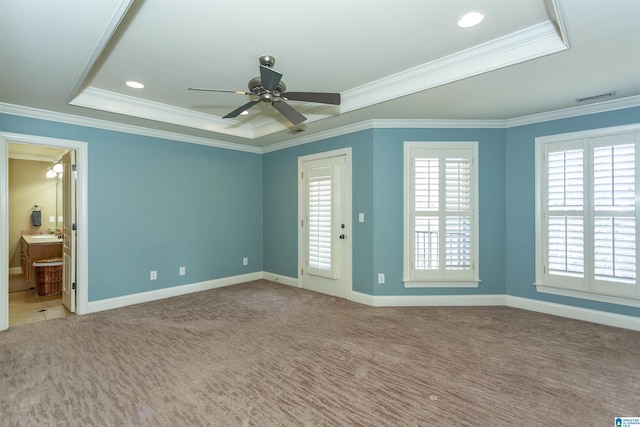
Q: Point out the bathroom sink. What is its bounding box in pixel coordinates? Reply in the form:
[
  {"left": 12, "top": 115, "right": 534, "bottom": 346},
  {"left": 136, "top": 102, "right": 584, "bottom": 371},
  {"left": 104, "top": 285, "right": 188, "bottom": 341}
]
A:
[{"left": 29, "top": 235, "right": 57, "bottom": 239}]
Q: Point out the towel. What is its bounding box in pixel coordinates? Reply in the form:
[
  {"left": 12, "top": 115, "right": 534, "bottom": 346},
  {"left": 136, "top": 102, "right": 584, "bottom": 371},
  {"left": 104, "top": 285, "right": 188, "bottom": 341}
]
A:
[{"left": 31, "top": 210, "right": 41, "bottom": 226}]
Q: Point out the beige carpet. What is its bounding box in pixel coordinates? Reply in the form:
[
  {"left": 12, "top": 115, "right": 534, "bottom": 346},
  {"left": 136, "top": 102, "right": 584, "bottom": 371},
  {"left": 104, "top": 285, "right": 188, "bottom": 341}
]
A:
[{"left": 1, "top": 280, "right": 638, "bottom": 426}]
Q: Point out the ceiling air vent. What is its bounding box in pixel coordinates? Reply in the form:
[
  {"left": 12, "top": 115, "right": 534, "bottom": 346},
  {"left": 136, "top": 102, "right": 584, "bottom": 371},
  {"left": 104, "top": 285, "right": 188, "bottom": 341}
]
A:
[{"left": 575, "top": 91, "right": 616, "bottom": 103}]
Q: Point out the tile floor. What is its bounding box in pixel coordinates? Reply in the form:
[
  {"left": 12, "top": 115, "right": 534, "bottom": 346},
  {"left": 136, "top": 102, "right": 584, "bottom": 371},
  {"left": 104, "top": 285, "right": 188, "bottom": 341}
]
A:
[{"left": 9, "top": 274, "right": 71, "bottom": 327}]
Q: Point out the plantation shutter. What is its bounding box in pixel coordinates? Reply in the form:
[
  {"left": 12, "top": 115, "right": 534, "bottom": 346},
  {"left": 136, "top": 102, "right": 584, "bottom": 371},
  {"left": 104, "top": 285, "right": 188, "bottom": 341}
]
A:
[
  {"left": 593, "top": 141, "right": 636, "bottom": 284},
  {"left": 445, "top": 155, "right": 473, "bottom": 270},
  {"left": 307, "top": 165, "right": 336, "bottom": 278},
  {"left": 540, "top": 130, "right": 639, "bottom": 300},
  {"left": 546, "top": 145, "right": 585, "bottom": 278},
  {"left": 409, "top": 146, "right": 476, "bottom": 283}
]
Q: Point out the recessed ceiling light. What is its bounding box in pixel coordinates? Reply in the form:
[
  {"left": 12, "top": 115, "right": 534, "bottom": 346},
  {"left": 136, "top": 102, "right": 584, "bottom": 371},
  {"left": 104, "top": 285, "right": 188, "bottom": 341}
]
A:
[
  {"left": 126, "top": 81, "right": 144, "bottom": 89},
  {"left": 458, "top": 11, "right": 484, "bottom": 28}
]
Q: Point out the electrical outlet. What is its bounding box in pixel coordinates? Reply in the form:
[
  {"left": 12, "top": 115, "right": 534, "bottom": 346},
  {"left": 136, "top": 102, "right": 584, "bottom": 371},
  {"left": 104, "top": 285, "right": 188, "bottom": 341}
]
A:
[
  {"left": 49, "top": 216, "right": 55, "bottom": 223},
  {"left": 243, "top": 257, "right": 248, "bottom": 266},
  {"left": 150, "top": 270, "right": 157, "bottom": 280},
  {"left": 378, "top": 273, "right": 385, "bottom": 284},
  {"left": 179, "top": 266, "right": 185, "bottom": 276}
]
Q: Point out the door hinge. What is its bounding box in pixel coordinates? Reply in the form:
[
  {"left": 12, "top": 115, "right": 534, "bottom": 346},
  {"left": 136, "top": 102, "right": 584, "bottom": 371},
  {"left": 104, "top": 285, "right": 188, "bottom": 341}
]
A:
[
  {"left": 301, "top": 219, "right": 304, "bottom": 228},
  {"left": 72, "top": 282, "right": 76, "bottom": 290},
  {"left": 301, "top": 268, "right": 304, "bottom": 276},
  {"left": 72, "top": 223, "right": 77, "bottom": 231},
  {"left": 301, "top": 171, "right": 303, "bottom": 179},
  {"left": 72, "top": 164, "right": 77, "bottom": 172}
]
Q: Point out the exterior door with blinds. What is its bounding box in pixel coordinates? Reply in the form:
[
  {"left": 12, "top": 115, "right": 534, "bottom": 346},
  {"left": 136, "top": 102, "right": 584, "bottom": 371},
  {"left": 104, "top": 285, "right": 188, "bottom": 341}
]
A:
[{"left": 299, "top": 151, "right": 350, "bottom": 299}]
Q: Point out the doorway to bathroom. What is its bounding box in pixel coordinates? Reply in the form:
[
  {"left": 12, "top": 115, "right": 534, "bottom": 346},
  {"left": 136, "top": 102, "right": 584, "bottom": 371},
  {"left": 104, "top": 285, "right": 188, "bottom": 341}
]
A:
[{"left": 0, "top": 132, "right": 88, "bottom": 331}]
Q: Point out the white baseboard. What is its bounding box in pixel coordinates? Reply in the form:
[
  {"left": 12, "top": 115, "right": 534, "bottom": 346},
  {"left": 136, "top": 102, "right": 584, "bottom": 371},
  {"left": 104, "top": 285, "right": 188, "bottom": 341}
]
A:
[
  {"left": 262, "top": 272, "right": 299, "bottom": 288},
  {"left": 350, "top": 291, "right": 506, "bottom": 307},
  {"left": 87, "top": 272, "right": 263, "bottom": 313},
  {"left": 505, "top": 295, "right": 640, "bottom": 332},
  {"left": 9, "top": 267, "right": 22, "bottom": 275},
  {"left": 85, "top": 271, "right": 639, "bottom": 332}
]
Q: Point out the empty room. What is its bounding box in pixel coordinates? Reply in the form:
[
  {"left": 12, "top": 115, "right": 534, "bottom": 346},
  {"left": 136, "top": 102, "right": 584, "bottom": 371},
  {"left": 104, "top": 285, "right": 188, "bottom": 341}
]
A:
[{"left": 1, "top": 0, "right": 639, "bottom": 425}]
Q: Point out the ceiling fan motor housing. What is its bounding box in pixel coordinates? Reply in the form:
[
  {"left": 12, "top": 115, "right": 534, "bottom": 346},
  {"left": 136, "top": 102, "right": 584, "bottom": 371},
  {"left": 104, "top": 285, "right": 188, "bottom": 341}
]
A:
[{"left": 248, "top": 76, "right": 286, "bottom": 101}]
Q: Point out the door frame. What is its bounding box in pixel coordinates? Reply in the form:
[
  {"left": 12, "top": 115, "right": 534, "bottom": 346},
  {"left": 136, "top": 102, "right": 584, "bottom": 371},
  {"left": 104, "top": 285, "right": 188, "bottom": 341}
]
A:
[
  {"left": 1, "top": 132, "right": 89, "bottom": 331},
  {"left": 297, "top": 147, "right": 352, "bottom": 299}
]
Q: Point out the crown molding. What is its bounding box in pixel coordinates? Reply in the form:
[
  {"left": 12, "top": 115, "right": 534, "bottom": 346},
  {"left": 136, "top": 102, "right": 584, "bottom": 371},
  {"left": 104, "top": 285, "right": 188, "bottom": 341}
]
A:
[
  {"left": 0, "top": 102, "right": 262, "bottom": 154},
  {"left": 2, "top": 93, "right": 639, "bottom": 156},
  {"left": 65, "top": 16, "right": 567, "bottom": 142},
  {"left": 261, "top": 121, "right": 375, "bottom": 154},
  {"left": 505, "top": 95, "right": 640, "bottom": 128},
  {"left": 69, "top": 87, "right": 256, "bottom": 139},
  {"left": 341, "top": 21, "right": 567, "bottom": 114}
]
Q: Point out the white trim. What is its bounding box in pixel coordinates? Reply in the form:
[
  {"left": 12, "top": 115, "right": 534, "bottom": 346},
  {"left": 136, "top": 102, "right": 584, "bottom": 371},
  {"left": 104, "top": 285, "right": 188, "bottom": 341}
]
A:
[
  {"left": 404, "top": 281, "right": 480, "bottom": 288},
  {"left": 505, "top": 295, "right": 640, "bottom": 332},
  {"left": 350, "top": 291, "right": 505, "bottom": 307},
  {"left": 535, "top": 284, "right": 640, "bottom": 308},
  {"left": 534, "top": 124, "right": 640, "bottom": 305},
  {"left": 0, "top": 132, "right": 89, "bottom": 328},
  {"left": 505, "top": 95, "right": 640, "bottom": 129},
  {"left": 0, "top": 135, "right": 8, "bottom": 331},
  {"left": 262, "top": 272, "right": 299, "bottom": 288},
  {"left": 344, "top": 21, "right": 566, "bottom": 113},
  {"left": 0, "top": 102, "right": 262, "bottom": 154},
  {"left": 88, "top": 272, "right": 263, "bottom": 313},
  {"left": 298, "top": 148, "right": 353, "bottom": 301},
  {"left": 349, "top": 290, "right": 640, "bottom": 332},
  {"left": 65, "top": 0, "right": 134, "bottom": 103},
  {"left": 66, "top": 18, "right": 566, "bottom": 141},
  {"left": 536, "top": 123, "right": 640, "bottom": 144},
  {"left": 403, "top": 141, "right": 480, "bottom": 285},
  {"left": 70, "top": 87, "right": 257, "bottom": 139},
  {"left": 2, "top": 95, "right": 640, "bottom": 156}
]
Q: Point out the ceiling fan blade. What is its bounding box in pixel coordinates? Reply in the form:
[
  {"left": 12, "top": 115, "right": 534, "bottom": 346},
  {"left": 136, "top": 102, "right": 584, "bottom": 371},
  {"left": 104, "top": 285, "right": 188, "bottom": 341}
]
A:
[
  {"left": 223, "top": 100, "right": 259, "bottom": 118},
  {"left": 272, "top": 100, "right": 306, "bottom": 125},
  {"left": 260, "top": 65, "right": 283, "bottom": 91},
  {"left": 188, "top": 88, "right": 249, "bottom": 95},
  {"left": 283, "top": 92, "right": 341, "bottom": 105}
]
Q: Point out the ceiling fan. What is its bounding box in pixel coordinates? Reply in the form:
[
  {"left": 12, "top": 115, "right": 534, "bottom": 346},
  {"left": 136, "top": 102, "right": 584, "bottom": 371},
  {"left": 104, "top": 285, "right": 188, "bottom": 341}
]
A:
[{"left": 189, "top": 55, "right": 341, "bottom": 125}]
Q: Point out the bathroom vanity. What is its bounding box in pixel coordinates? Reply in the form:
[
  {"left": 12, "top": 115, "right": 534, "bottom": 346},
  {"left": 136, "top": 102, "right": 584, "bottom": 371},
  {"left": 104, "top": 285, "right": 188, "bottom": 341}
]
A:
[{"left": 20, "top": 235, "right": 63, "bottom": 289}]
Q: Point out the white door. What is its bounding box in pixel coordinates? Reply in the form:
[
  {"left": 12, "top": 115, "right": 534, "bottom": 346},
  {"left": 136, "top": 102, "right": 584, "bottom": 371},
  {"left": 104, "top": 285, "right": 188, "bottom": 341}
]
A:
[
  {"left": 61, "top": 150, "right": 76, "bottom": 313},
  {"left": 299, "top": 151, "right": 351, "bottom": 299}
]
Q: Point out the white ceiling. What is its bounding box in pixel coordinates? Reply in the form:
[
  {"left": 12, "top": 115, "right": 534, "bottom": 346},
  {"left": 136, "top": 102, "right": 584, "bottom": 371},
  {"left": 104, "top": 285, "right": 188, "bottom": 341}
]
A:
[{"left": 1, "top": 0, "right": 639, "bottom": 150}]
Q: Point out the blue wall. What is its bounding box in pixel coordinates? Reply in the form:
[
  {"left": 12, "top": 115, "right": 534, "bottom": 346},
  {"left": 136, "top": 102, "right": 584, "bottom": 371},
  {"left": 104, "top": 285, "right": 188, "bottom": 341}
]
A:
[
  {"left": 263, "top": 127, "right": 506, "bottom": 297},
  {"left": 505, "top": 107, "right": 640, "bottom": 317},
  {"left": 1, "top": 113, "right": 263, "bottom": 301},
  {"left": 3, "top": 105, "right": 640, "bottom": 318},
  {"left": 262, "top": 129, "right": 374, "bottom": 292}
]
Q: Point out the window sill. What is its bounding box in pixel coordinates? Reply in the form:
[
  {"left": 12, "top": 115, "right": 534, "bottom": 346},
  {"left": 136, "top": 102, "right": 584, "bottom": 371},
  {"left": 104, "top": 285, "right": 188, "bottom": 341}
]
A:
[
  {"left": 535, "top": 284, "right": 640, "bottom": 308},
  {"left": 404, "top": 280, "right": 480, "bottom": 288}
]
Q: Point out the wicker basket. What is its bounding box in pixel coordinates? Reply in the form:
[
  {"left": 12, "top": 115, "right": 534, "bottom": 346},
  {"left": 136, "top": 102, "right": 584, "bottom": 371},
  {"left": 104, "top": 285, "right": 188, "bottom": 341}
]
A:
[{"left": 33, "top": 257, "right": 63, "bottom": 296}]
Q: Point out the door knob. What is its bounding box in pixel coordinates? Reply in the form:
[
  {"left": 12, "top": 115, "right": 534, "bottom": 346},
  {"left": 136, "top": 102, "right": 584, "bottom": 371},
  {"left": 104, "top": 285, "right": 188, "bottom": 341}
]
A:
[{"left": 339, "top": 234, "right": 346, "bottom": 239}]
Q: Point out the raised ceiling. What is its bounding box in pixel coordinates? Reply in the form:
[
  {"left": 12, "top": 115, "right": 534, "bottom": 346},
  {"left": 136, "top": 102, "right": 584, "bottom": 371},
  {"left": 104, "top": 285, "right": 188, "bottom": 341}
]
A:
[{"left": 1, "top": 0, "right": 639, "bottom": 150}]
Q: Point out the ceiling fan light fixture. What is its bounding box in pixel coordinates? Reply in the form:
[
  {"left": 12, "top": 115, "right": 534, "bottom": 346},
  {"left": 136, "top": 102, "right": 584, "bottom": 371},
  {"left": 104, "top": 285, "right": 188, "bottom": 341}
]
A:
[
  {"left": 126, "top": 80, "right": 145, "bottom": 89},
  {"left": 240, "top": 110, "right": 249, "bottom": 116},
  {"left": 458, "top": 11, "right": 484, "bottom": 28}
]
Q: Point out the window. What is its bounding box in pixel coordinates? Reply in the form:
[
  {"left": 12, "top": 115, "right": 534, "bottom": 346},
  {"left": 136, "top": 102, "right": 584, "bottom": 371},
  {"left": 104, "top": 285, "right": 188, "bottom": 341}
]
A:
[
  {"left": 404, "top": 141, "right": 479, "bottom": 287},
  {"left": 307, "top": 166, "right": 334, "bottom": 276},
  {"left": 535, "top": 125, "right": 640, "bottom": 306}
]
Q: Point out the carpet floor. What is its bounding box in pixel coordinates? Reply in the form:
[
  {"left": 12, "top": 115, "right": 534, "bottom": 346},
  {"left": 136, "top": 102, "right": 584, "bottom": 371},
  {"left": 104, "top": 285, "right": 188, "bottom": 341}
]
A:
[{"left": 1, "top": 280, "right": 639, "bottom": 426}]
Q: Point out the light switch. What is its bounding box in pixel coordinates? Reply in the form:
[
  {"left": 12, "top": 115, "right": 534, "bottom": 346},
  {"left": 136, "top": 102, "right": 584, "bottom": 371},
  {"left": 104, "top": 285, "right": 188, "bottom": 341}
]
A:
[
  {"left": 358, "top": 213, "right": 364, "bottom": 223},
  {"left": 49, "top": 216, "right": 55, "bottom": 223}
]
